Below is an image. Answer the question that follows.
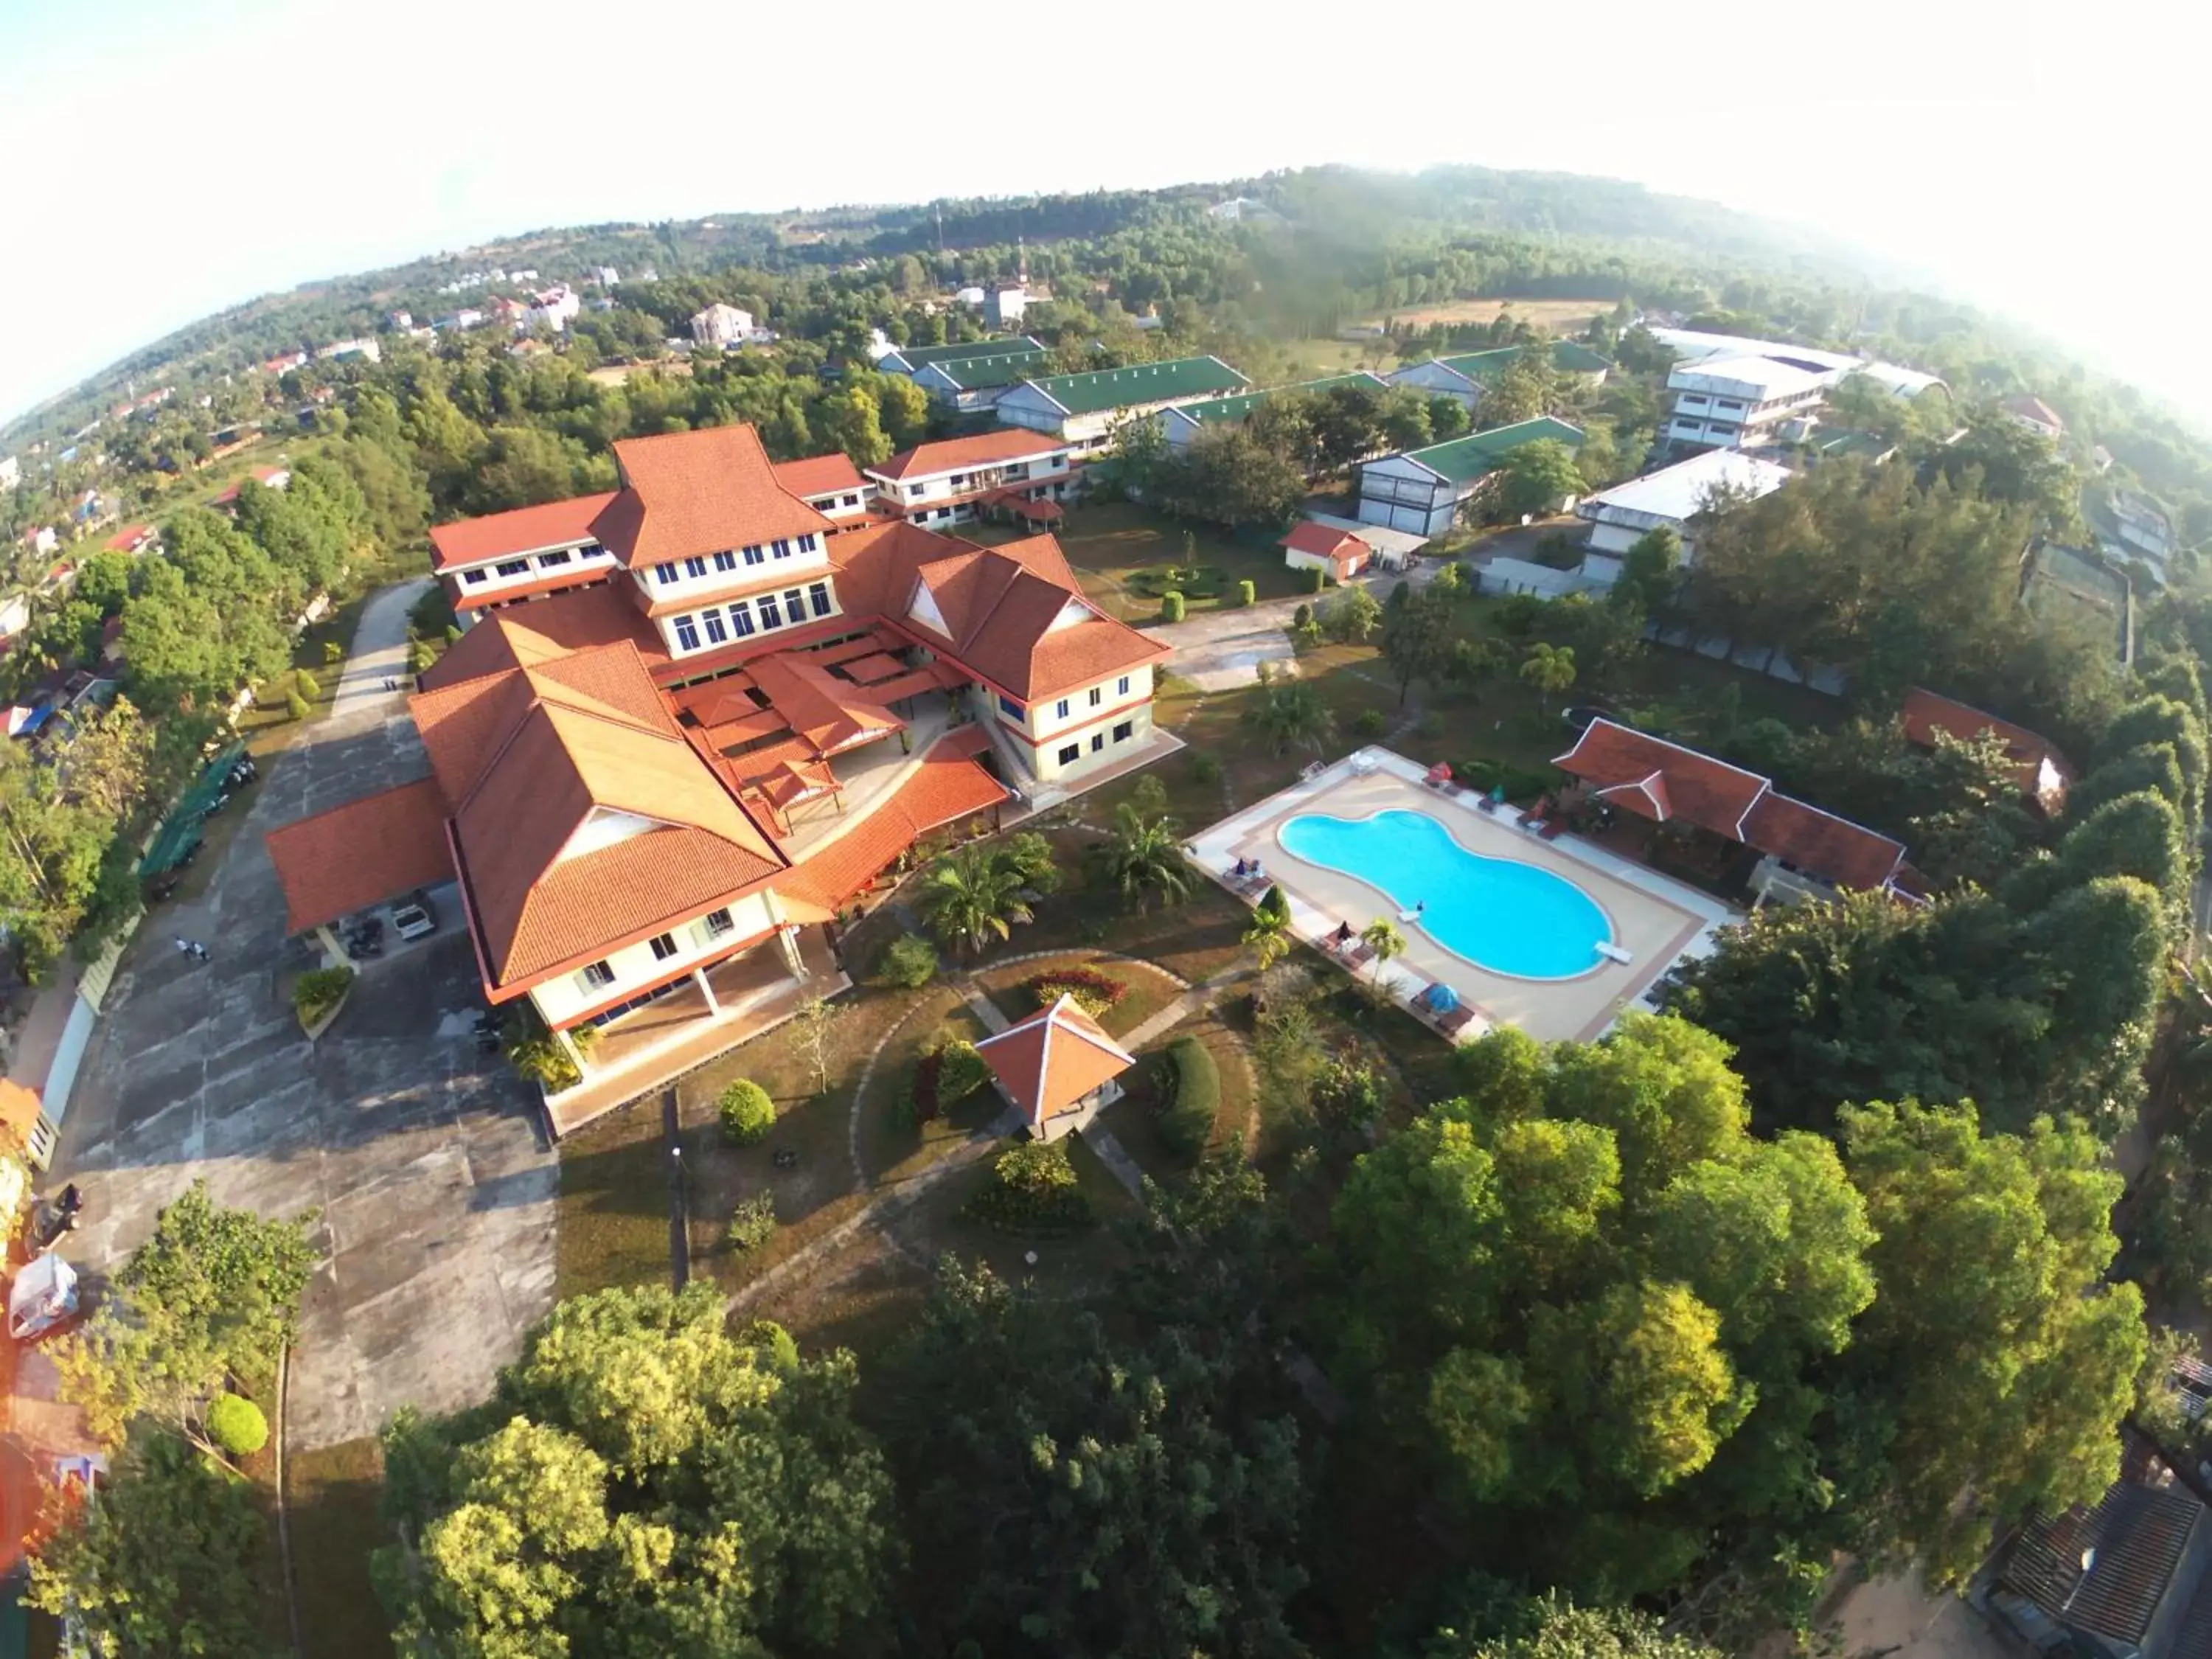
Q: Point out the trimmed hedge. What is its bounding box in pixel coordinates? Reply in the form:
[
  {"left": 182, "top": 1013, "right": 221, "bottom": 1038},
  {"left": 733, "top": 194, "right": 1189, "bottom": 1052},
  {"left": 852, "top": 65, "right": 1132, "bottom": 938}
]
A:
[
  {"left": 962, "top": 1141, "right": 1093, "bottom": 1234},
  {"left": 1304, "top": 564, "right": 1326, "bottom": 594},
  {"left": 1023, "top": 965, "right": 1129, "bottom": 1019},
  {"left": 718, "top": 1079, "right": 776, "bottom": 1144},
  {"left": 1160, "top": 591, "right": 1186, "bottom": 623},
  {"left": 880, "top": 934, "right": 939, "bottom": 989},
  {"left": 904, "top": 1037, "right": 991, "bottom": 1124},
  {"left": 207, "top": 1394, "right": 269, "bottom": 1457},
  {"left": 1236, "top": 579, "right": 1256, "bottom": 607},
  {"left": 1157, "top": 1034, "right": 1219, "bottom": 1161},
  {"left": 293, "top": 965, "right": 354, "bottom": 1026}
]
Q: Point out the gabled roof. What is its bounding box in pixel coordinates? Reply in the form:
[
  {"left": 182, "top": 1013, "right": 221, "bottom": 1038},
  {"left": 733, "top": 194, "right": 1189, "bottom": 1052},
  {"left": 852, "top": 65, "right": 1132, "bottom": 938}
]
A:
[
  {"left": 1164, "top": 372, "right": 1387, "bottom": 430},
  {"left": 418, "top": 585, "right": 662, "bottom": 691},
  {"left": 919, "top": 349, "right": 1054, "bottom": 392},
  {"left": 428, "top": 493, "right": 616, "bottom": 572},
  {"left": 872, "top": 429, "right": 1068, "bottom": 482},
  {"left": 887, "top": 335, "right": 1045, "bottom": 368},
  {"left": 1901, "top": 688, "right": 2075, "bottom": 801},
  {"left": 591, "top": 425, "right": 830, "bottom": 568},
  {"left": 1426, "top": 341, "right": 1613, "bottom": 382},
  {"left": 1013, "top": 356, "right": 1248, "bottom": 416},
  {"left": 1739, "top": 794, "right": 1905, "bottom": 890},
  {"left": 770, "top": 453, "right": 865, "bottom": 499},
  {"left": 741, "top": 653, "right": 903, "bottom": 757},
  {"left": 776, "top": 728, "right": 1009, "bottom": 919},
  {"left": 902, "top": 534, "right": 1163, "bottom": 700},
  {"left": 1282, "top": 522, "right": 1371, "bottom": 563},
  {"left": 2003, "top": 393, "right": 2065, "bottom": 432},
  {"left": 265, "top": 777, "right": 456, "bottom": 935},
  {"left": 1401, "top": 417, "right": 1585, "bottom": 486},
  {"left": 1578, "top": 448, "right": 1792, "bottom": 527},
  {"left": 975, "top": 994, "right": 1135, "bottom": 1128}
]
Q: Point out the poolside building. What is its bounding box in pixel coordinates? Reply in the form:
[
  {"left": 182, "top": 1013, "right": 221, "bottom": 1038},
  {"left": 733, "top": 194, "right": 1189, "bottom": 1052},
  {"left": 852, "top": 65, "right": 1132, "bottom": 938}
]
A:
[{"left": 1901, "top": 689, "right": 2075, "bottom": 814}]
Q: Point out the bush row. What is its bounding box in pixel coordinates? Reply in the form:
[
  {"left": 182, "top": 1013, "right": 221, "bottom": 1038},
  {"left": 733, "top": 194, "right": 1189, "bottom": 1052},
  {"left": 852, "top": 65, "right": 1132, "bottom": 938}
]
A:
[
  {"left": 1155, "top": 1034, "right": 1220, "bottom": 1161},
  {"left": 1455, "top": 758, "right": 1555, "bottom": 802}
]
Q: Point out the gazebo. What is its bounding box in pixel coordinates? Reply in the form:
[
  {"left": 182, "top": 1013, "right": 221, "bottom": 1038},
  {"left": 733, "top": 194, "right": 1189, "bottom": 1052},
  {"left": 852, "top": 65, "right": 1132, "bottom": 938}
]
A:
[{"left": 975, "top": 995, "right": 1135, "bottom": 1141}]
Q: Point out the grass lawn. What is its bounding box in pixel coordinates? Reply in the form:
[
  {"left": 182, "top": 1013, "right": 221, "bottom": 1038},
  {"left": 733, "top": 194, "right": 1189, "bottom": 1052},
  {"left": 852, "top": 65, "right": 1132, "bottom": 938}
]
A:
[
  {"left": 675, "top": 987, "right": 919, "bottom": 1297},
  {"left": 1276, "top": 337, "right": 1399, "bottom": 378},
  {"left": 973, "top": 952, "right": 1183, "bottom": 1042},
  {"left": 853, "top": 989, "right": 995, "bottom": 1186},
  {"left": 892, "top": 1130, "right": 1138, "bottom": 1295},
  {"left": 975, "top": 499, "right": 1304, "bottom": 623},
  {"left": 553, "top": 1101, "right": 672, "bottom": 1300},
  {"left": 1096, "top": 1004, "right": 1257, "bottom": 1186},
  {"left": 288, "top": 1436, "right": 392, "bottom": 1659}
]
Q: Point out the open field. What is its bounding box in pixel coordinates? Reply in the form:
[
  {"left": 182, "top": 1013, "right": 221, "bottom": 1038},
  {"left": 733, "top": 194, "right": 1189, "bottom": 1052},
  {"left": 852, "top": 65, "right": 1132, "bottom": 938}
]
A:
[
  {"left": 973, "top": 500, "right": 1305, "bottom": 623},
  {"left": 1352, "top": 296, "right": 1607, "bottom": 333}
]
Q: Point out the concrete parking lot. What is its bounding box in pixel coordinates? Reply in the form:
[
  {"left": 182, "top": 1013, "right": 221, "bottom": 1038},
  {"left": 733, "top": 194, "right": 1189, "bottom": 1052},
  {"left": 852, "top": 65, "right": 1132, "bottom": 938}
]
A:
[{"left": 49, "top": 695, "right": 557, "bottom": 1450}]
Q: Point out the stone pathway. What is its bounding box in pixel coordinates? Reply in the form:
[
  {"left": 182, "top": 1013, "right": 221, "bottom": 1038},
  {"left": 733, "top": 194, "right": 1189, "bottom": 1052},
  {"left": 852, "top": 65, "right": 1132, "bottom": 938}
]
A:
[{"left": 329, "top": 576, "right": 433, "bottom": 718}]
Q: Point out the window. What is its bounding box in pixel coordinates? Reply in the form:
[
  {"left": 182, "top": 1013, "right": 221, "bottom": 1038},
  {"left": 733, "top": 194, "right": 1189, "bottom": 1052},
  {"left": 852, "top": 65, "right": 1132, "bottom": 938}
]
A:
[
  {"left": 701, "top": 608, "right": 728, "bottom": 644},
  {"left": 771, "top": 538, "right": 792, "bottom": 560},
  {"left": 1054, "top": 698, "right": 1070, "bottom": 719},
  {"left": 950, "top": 473, "right": 968, "bottom": 488},
  {"left": 999, "top": 693, "right": 1023, "bottom": 720},
  {"left": 728, "top": 600, "right": 755, "bottom": 636},
  {"left": 714, "top": 549, "right": 737, "bottom": 572},
  {"left": 1088, "top": 687, "right": 1102, "bottom": 707},
  {"left": 684, "top": 555, "right": 709, "bottom": 580},
  {"left": 702, "top": 908, "right": 734, "bottom": 939},
  {"left": 742, "top": 544, "right": 765, "bottom": 566},
  {"left": 808, "top": 582, "right": 831, "bottom": 617},
  {"left": 785, "top": 588, "right": 805, "bottom": 622},
  {"left": 673, "top": 615, "right": 701, "bottom": 651},
  {"left": 840, "top": 494, "right": 858, "bottom": 508},
  {"left": 653, "top": 562, "right": 678, "bottom": 584},
  {"left": 1057, "top": 744, "right": 1081, "bottom": 766},
  {"left": 1117, "top": 675, "right": 1130, "bottom": 695},
  {"left": 907, "top": 484, "right": 926, "bottom": 501},
  {"left": 580, "top": 959, "right": 616, "bottom": 990},
  {"left": 580, "top": 542, "right": 605, "bottom": 559},
  {"left": 1113, "top": 720, "right": 1133, "bottom": 742},
  {"left": 495, "top": 558, "right": 531, "bottom": 577},
  {"left": 648, "top": 932, "right": 678, "bottom": 961},
  {"left": 799, "top": 534, "right": 818, "bottom": 554},
  {"left": 462, "top": 568, "right": 487, "bottom": 584},
  {"left": 1091, "top": 732, "right": 1104, "bottom": 753},
  {"left": 539, "top": 549, "right": 571, "bottom": 568},
  {"left": 759, "top": 594, "right": 782, "bottom": 629}
]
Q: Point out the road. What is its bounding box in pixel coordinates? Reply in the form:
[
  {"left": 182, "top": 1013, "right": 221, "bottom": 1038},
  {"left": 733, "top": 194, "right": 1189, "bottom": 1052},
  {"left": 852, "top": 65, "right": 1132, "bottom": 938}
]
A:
[{"left": 328, "top": 576, "right": 434, "bottom": 720}]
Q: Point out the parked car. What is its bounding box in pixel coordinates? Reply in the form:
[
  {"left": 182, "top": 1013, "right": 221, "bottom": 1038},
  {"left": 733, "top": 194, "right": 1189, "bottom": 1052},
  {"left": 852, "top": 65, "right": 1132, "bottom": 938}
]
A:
[{"left": 392, "top": 892, "right": 438, "bottom": 941}]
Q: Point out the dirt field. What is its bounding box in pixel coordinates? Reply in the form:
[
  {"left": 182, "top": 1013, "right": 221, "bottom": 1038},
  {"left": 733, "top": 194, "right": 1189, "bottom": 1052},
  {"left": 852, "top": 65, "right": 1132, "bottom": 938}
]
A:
[{"left": 1353, "top": 297, "right": 1607, "bottom": 333}]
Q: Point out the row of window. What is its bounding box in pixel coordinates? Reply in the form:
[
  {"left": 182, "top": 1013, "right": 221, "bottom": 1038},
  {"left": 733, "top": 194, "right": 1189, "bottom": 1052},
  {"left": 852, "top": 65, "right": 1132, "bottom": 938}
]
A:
[
  {"left": 460, "top": 543, "right": 607, "bottom": 585},
  {"left": 1055, "top": 719, "right": 1137, "bottom": 766},
  {"left": 576, "top": 908, "right": 738, "bottom": 996},
  {"left": 1052, "top": 676, "right": 1131, "bottom": 720},
  {"left": 650, "top": 532, "right": 821, "bottom": 585},
  {"left": 670, "top": 582, "right": 833, "bottom": 653}
]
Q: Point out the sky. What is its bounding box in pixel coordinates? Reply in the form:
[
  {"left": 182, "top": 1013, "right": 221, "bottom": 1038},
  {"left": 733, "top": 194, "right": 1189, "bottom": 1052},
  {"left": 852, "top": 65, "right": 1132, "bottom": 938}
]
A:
[{"left": 1, "top": 0, "right": 2202, "bottom": 428}]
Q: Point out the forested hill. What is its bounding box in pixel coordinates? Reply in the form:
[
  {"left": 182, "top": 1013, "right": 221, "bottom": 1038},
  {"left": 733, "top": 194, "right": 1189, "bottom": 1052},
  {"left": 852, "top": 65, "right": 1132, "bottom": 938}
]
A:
[{"left": 0, "top": 165, "right": 1864, "bottom": 450}]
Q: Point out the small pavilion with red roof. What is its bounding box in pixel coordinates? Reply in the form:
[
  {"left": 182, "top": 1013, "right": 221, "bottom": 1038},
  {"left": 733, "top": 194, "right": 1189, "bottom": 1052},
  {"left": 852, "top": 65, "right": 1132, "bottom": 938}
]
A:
[{"left": 975, "top": 995, "right": 1135, "bottom": 1141}]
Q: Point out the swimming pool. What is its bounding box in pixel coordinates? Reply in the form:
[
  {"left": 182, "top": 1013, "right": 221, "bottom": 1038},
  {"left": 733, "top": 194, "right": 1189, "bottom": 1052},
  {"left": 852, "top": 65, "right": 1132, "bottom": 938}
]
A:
[{"left": 1276, "top": 808, "right": 1613, "bottom": 979}]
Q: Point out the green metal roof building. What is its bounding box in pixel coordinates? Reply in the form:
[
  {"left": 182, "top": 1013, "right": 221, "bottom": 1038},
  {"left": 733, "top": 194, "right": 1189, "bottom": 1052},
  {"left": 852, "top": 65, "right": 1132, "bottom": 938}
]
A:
[
  {"left": 879, "top": 335, "right": 1045, "bottom": 372},
  {"left": 1355, "top": 417, "right": 1585, "bottom": 536},
  {"left": 1390, "top": 340, "right": 1615, "bottom": 407},
  {"left": 994, "top": 356, "right": 1251, "bottom": 441},
  {"left": 1159, "top": 372, "right": 1389, "bottom": 448}
]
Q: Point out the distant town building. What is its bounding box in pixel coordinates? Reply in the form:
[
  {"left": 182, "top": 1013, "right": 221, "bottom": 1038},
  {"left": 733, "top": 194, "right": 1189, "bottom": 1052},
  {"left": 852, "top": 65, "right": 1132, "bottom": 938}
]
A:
[
  {"left": 689, "top": 303, "right": 759, "bottom": 349},
  {"left": 2002, "top": 394, "right": 2066, "bottom": 442},
  {"left": 262, "top": 350, "right": 310, "bottom": 376},
  {"left": 388, "top": 310, "right": 414, "bottom": 331},
  {"left": 590, "top": 265, "right": 621, "bottom": 287},
  {"left": 316, "top": 338, "right": 382, "bottom": 364},
  {"left": 984, "top": 285, "right": 1027, "bottom": 329},
  {"left": 0, "top": 456, "right": 17, "bottom": 491}
]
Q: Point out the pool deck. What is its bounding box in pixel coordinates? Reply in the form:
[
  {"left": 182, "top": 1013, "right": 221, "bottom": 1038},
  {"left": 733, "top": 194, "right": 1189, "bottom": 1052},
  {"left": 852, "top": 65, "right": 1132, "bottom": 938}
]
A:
[{"left": 1189, "top": 747, "right": 1738, "bottom": 1043}]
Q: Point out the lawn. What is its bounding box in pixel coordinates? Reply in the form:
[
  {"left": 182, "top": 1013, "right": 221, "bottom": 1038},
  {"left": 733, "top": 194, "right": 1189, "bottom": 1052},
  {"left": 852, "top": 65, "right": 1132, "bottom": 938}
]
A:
[
  {"left": 853, "top": 988, "right": 996, "bottom": 1186},
  {"left": 890, "top": 1129, "right": 1138, "bottom": 1295},
  {"left": 1095, "top": 1004, "right": 1258, "bottom": 1187},
  {"left": 553, "top": 1102, "right": 672, "bottom": 1300},
  {"left": 973, "top": 499, "right": 1305, "bottom": 623},
  {"left": 288, "top": 1436, "right": 392, "bottom": 1659},
  {"left": 973, "top": 952, "right": 1185, "bottom": 1042},
  {"left": 1349, "top": 296, "right": 1608, "bottom": 334}
]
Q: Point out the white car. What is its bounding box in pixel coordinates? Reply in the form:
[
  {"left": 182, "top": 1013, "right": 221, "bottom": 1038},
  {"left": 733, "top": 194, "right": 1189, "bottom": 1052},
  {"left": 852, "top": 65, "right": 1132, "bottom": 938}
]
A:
[{"left": 392, "top": 896, "right": 437, "bottom": 941}]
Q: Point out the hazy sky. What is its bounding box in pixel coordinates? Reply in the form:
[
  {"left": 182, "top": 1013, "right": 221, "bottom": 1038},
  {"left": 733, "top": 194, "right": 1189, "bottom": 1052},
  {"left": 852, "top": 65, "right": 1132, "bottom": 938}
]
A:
[{"left": 0, "top": 0, "right": 2199, "bottom": 427}]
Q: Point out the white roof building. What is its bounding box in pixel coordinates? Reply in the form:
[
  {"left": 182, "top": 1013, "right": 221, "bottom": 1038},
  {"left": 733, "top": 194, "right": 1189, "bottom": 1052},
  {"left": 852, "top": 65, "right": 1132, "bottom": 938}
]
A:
[
  {"left": 1578, "top": 449, "right": 1794, "bottom": 587},
  {"left": 1647, "top": 327, "right": 1862, "bottom": 375}
]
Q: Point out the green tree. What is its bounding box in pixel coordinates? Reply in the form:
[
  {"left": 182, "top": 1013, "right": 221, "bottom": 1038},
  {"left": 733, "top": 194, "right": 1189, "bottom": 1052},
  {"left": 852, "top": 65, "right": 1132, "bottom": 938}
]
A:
[
  {"left": 1242, "top": 675, "right": 1337, "bottom": 756},
  {"left": 1382, "top": 583, "right": 1457, "bottom": 706},
  {"left": 1328, "top": 582, "right": 1383, "bottom": 643},
  {"left": 1087, "top": 799, "right": 1192, "bottom": 914},
  {"left": 1244, "top": 883, "right": 1294, "bottom": 970},
  {"left": 1476, "top": 439, "right": 1585, "bottom": 524},
  {"left": 1614, "top": 526, "right": 1681, "bottom": 613},
  {"left": 1360, "top": 916, "right": 1405, "bottom": 984},
  {"left": 1436, "top": 1596, "right": 1723, "bottom": 1659},
  {"left": 1518, "top": 641, "right": 1576, "bottom": 706},
  {"left": 824, "top": 386, "right": 893, "bottom": 467},
  {"left": 914, "top": 839, "right": 1045, "bottom": 956}
]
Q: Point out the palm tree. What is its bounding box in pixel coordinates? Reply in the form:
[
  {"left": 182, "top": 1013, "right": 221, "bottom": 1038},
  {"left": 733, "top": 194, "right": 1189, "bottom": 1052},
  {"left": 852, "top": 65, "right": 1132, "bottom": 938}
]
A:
[
  {"left": 1089, "top": 801, "right": 1192, "bottom": 914},
  {"left": 915, "top": 841, "right": 1037, "bottom": 956},
  {"left": 1519, "top": 641, "right": 1576, "bottom": 709},
  {"left": 1244, "top": 883, "right": 1293, "bottom": 970},
  {"left": 1244, "top": 678, "right": 1338, "bottom": 757},
  {"left": 1360, "top": 917, "right": 1405, "bottom": 986}
]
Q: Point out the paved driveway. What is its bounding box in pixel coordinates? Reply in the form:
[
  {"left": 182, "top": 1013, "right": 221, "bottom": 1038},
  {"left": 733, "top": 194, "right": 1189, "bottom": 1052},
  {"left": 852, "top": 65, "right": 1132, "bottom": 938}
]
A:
[{"left": 51, "top": 695, "right": 557, "bottom": 1450}]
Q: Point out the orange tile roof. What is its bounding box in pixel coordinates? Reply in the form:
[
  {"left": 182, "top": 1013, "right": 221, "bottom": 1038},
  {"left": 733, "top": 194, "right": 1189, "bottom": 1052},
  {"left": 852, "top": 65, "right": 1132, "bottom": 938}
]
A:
[
  {"left": 872, "top": 429, "right": 1068, "bottom": 481},
  {"left": 741, "top": 652, "right": 905, "bottom": 757},
  {"left": 902, "top": 536, "right": 1166, "bottom": 701},
  {"left": 1283, "top": 522, "right": 1370, "bottom": 563},
  {"left": 412, "top": 643, "right": 675, "bottom": 807},
  {"left": 1554, "top": 719, "right": 1768, "bottom": 834},
  {"left": 592, "top": 425, "right": 830, "bottom": 568},
  {"left": 1901, "top": 688, "right": 2074, "bottom": 803},
  {"left": 975, "top": 995, "right": 1134, "bottom": 1128},
  {"left": 451, "top": 569, "right": 615, "bottom": 613},
  {"left": 0, "top": 1080, "right": 45, "bottom": 1147},
  {"left": 419, "top": 586, "right": 661, "bottom": 691},
  {"left": 265, "top": 778, "right": 456, "bottom": 934},
  {"left": 428, "top": 493, "right": 617, "bottom": 573},
  {"left": 776, "top": 736, "right": 1009, "bottom": 918},
  {"left": 1740, "top": 795, "right": 1906, "bottom": 891},
  {"left": 771, "top": 453, "right": 866, "bottom": 498}
]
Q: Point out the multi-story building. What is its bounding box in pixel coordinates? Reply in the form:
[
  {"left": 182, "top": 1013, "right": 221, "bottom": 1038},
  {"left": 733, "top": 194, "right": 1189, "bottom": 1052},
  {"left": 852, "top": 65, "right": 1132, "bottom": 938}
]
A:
[
  {"left": 271, "top": 424, "right": 1166, "bottom": 1133},
  {"left": 1661, "top": 355, "right": 1832, "bottom": 452},
  {"left": 875, "top": 338, "right": 1054, "bottom": 413},
  {"left": 1386, "top": 341, "right": 1612, "bottom": 411},
  {"left": 0, "top": 456, "right": 19, "bottom": 492},
  {"left": 771, "top": 454, "right": 872, "bottom": 532},
  {"left": 993, "top": 358, "right": 1251, "bottom": 451},
  {"left": 1158, "top": 372, "right": 1388, "bottom": 453},
  {"left": 1575, "top": 448, "right": 1792, "bottom": 588},
  {"left": 1355, "top": 417, "right": 1585, "bottom": 538},
  {"left": 863, "top": 431, "right": 1078, "bottom": 531},
  {"left": 2002, "top": 393, "right": 2066, "bottom": 442},
  {"left": 689, "top": 303, "right": 758, "bottom": 348}
]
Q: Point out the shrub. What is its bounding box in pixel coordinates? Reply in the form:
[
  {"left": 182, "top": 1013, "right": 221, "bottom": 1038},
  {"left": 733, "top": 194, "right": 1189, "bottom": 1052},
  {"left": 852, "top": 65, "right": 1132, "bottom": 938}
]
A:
[
  {"left": 1157, "top": 1034, "right": 1220, "bottom": 1162},
  {"left": 408, "top": 639, "right": 437, "bottom": 674},
  {"left": 962, "top": 1140, "right": 1093, "bottom": 1233},
  {"left": 206, "top": 1394, "right": 268, "bottom": 1457},
  {"left": 718, "top": 1079, "right": 776, "bottom": 1144},
  {"left": 1304, "top": 564, "right": 1326, "bottom": 594},
  {"left": 1161, "top": 591, "right": 1186, "bottom": 623},
  {"left": 1292, "top": 602, "right": 1312, "bottom": 632},
  {"left": 1313, "top": 1053, "right": 1386, "bottom": 1135},
  {"left": 292, "top": 965, "right": 353, "bottom": 1026},
  {"left": 728, "top": 1193, "right": 777, "bottom": 1252},
  {"left": 905, "top": 1037, "right": 991, "bottom": 1124},
  {"left": 445, "top": 625, "right": 464, "bottom": 644},
  {"left": 880, "top": 933, "right": 939, "bottom": 990},
  {"left": 321, "top": 640, "right": 344, "bottom": 666},
  {"left": 1352, "top": 709, "right": 1387, "bottom": 739},
  {"left": 1236, "top": 579, "right": 1256, "bottom": 607},
  {"left": 1023, "top": 964, "right": 1129, "bottom": 1018},
  {"left": 1458, "top": 758, "right": 1554, "bottom": 802},
  {"left": 1415, "top": 709, "right": 1445, "bottom": 740},
  {"left": 1190, "top": 752, "right": 1222, "bottom": 785},
  {"left": 294, "top": 669, "right": 320, "bottom": 701},
  {"left": 285, "top": 690, "right": 310, "bottom": 721}
]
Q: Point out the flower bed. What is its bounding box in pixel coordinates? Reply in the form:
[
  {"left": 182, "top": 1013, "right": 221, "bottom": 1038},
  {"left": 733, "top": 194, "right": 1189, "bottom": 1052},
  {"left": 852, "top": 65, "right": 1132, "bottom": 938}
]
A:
[{"left": 1022, "top": 964, "right": 1130, "bottom": 1019}]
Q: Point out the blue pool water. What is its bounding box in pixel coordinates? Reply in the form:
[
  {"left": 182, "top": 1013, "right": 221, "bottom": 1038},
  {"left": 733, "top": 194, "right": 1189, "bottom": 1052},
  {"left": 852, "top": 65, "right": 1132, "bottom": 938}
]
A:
[{"left": 1277, "top": 809, "right": 1613, "bottom": 979}]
